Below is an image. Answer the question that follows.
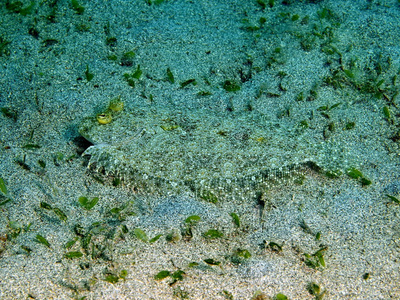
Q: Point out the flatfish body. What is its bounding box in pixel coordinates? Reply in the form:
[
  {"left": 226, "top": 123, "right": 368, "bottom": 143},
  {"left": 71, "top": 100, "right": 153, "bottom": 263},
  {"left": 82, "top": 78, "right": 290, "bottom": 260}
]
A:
[{"left": 79, "top": 105, "right": 337, "bottom": 201}]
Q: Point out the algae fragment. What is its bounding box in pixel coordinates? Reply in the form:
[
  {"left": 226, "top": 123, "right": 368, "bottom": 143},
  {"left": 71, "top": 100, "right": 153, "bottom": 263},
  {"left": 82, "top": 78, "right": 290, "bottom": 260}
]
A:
[
  {"left": 0, "top": 178, "right": 8, "bottom": 196},
  {"left": 133, "top": 228, "right": 148, "bottom": 242},
  {"left": 64, "top": 251, "right": 83, "bottom": 259},
  {"left": 203, "top": 229, "right": 223, "bottom": 239}
]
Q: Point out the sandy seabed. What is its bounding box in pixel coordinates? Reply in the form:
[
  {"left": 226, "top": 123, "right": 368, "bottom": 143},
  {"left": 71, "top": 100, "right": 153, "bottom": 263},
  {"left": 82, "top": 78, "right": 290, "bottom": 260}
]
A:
[{"left": 0, "top": 0, "right": 400, "bottom": 299}]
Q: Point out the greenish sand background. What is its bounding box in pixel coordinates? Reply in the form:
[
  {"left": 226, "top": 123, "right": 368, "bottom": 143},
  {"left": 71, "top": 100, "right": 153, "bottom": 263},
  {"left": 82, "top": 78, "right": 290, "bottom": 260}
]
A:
[{"left": 0, "top": 0, "right": 400, "bottom": 299}]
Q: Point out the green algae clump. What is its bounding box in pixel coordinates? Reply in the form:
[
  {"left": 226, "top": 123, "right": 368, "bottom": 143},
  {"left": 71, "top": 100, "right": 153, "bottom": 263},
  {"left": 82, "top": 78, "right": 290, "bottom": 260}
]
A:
[{"left": 108, "top": 96, "right": 124, "bottom": 112}]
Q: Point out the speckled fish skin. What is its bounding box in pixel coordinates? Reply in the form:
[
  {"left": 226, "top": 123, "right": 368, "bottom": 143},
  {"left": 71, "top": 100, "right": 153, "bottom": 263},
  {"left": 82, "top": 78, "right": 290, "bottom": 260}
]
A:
[{"left": 79, "top": 105, "right": 345, "bottom": 200}]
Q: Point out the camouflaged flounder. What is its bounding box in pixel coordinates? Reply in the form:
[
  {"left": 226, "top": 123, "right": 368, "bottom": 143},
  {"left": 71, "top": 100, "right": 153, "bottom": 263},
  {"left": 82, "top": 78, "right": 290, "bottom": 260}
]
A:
[{"left": 79, "top": 105, "right": 346, "bottom": 201}]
